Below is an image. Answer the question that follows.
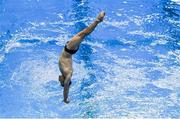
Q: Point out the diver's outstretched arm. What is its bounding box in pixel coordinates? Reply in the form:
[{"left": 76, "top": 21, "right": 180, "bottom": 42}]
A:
[
  {"left": 63, "top": 73, "right": 72, "bottom": 103},
  {"left": 66, "top": 11, "right": 105, "bottom": 50}
]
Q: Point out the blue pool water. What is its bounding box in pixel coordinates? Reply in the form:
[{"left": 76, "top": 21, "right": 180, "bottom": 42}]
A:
[{"left": 0, "top": 0, "right": 180, "bottom": 118}]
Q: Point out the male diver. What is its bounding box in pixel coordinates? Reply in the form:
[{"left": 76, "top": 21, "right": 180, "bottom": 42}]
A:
[{"left": 59, "top": 11, "right": 105, "bottom": 103}]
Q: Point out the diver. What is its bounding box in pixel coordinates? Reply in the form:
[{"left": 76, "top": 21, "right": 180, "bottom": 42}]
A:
[{"left": 58, "top": 11, "right": 105, "bottom": 103}]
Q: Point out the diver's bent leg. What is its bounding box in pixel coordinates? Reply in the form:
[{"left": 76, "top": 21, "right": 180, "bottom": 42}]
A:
[
  {"left": 66, "top": 21, "right": 99, "bottom": 50},
  {"left": 66, "top": 12, "right": 105, "bottom": 50}
]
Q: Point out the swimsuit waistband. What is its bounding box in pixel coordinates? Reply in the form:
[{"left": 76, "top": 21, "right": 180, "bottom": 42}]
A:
[{"left": 64, "top": 41, "right": 79, "bottom": 55}]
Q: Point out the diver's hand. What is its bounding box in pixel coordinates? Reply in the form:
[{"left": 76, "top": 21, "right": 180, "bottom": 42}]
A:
[
  {"left": 96, "top": 11, "right": 105, "bottom": 23},
  {"left": 64, "top": 99, "right": 70, "bottom": 104}
]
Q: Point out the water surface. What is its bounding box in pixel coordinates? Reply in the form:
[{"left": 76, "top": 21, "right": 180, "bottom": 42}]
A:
[{"left": 0, "top": 0, "right": 180, "bottom": 118}]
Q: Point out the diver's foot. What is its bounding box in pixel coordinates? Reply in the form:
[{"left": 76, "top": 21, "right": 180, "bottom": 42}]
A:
[
  {"left": 96, "top": 11, "right": 105, "bottom": 22},
  {"left": 59, "top": 75, "right": 64, "bottom": 87}
]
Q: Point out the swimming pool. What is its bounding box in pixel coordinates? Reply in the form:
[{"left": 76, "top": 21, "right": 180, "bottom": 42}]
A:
[{"left": 0, "top": 0, "right": 180, "bottom": 118}]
